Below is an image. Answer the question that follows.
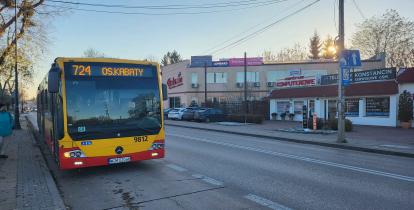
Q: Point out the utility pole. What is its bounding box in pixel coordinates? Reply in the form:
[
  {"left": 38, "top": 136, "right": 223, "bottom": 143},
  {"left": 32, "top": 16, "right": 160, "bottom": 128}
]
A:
[
  {"left": 244, "top": 52, "right": 248, "bottom": 123},
  {"left": 204, "top": 62, "right": 207, "bottom": 107},
  {"left": 14, "top": 0, "right": 21, "bottom": 129},
  {"left": 337, "top": 0, "right": 345, "bottom": 143}
]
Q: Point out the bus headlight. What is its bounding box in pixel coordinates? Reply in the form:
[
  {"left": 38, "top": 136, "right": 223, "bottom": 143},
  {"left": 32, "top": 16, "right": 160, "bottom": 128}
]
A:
[
  {"left": 64, "top": 150, "right": 86, "bottom": 158},
  {"left": 149, "top": 143, "right": 164, "bottom": 150}
]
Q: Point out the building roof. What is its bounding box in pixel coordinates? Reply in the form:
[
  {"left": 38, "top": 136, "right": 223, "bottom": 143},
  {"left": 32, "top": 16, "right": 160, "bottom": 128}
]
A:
[
  {"left": 269, "top": 80, "right": 399, "bottom": 99},
  {"left": 397, "top": 68, "right": 414, "bottom": 84}
]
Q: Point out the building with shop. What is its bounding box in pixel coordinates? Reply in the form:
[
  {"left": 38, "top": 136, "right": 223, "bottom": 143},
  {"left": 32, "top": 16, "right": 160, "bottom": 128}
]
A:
[
  {"left": 269, "top": 67, "right": 414, "bottom": 127},
  {"left": 161, "top": 55, "right": 386, "bottom": 109}
]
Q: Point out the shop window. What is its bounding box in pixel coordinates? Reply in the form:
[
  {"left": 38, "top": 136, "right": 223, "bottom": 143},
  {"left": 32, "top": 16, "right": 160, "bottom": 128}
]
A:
[
  {"left": 366, "top": 97, "right": 390, "bottom": 116},
  {"left": 345, "top": 98, "right": 359, "bottom": 116},
  {"left": 169, "top": 97, "right": 181, "bottom": 108},
  {"left": 277, "top": 101, "right": 290, "bottom": 113},
  {"left": 294, "top": 101, "right": 304, "bottom": 114}
]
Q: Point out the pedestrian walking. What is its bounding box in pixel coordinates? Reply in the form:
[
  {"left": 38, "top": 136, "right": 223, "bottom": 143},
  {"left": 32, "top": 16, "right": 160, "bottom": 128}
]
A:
[{"left": 0, "top": 103, "right": 13, "bottom": 137}]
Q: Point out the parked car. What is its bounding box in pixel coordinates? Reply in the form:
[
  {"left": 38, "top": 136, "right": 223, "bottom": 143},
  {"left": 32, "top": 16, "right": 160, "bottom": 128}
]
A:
[
  {"left": 163, "top": 108, "right": 172, "bottom": 119},
  {"left": 181, "top": 107, "right": 203, "bottom": 121},
  {"left": 167, "top": 108, "right": 186, "bottom": 120},
  {"left": 194, "top": 108, "right": 225, "bottom": 122}
]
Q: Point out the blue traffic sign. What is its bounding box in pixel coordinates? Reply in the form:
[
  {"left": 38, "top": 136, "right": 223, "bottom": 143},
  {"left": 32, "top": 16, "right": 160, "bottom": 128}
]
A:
[
  {"left": 339, "top": 50, "right": 361, "bottom": 67},
  {"left": 341, "top": 67, "right": 351, "bottom": 86}
]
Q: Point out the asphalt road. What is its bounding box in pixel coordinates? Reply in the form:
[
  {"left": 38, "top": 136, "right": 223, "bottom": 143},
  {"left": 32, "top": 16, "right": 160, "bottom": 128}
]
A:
[{"left": 26, "top": 113, "right": 414, "bottom": 210}]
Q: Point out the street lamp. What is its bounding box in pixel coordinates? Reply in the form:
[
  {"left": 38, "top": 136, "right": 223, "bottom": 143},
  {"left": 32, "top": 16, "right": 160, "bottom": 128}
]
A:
[{"left": 14, "top": 0, "right": 21, "bottom": 129}]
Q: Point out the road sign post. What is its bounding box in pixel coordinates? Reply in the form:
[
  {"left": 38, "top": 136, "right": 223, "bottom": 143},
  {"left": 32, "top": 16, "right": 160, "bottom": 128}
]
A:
[{"left": 338, "top": 50, "right": 361, "bottom": 143}]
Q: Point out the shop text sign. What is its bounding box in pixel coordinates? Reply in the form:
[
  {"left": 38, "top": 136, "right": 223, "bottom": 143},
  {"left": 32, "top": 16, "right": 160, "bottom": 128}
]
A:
[
  {"left": 228, "top": 57, "right": 263, "bottom": 66},
  {"left": 276, "top": 76, "right": 316, "bottom": 88},
  {"left": 212, "top": 61, "right": 229, "bottom": 67},
  {"left": 167, "top": 72, "right": 183, "bottom": 89},
  {"left": 321, "top": 68, "right": 396, "bottom": 85}
]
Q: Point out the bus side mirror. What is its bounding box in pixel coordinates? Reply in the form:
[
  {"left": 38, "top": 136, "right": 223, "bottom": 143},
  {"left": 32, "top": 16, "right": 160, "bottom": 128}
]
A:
[
  {"left": 162, "top": 84, "right": 168, "bottom": 101},
  {"left": 48, "top": 67, "right": 60, "bottom": 93}
]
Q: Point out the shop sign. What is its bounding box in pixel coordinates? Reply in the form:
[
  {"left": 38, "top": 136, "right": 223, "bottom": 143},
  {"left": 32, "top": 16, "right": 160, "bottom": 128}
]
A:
[
  {"left": 190, "top": 55, "right": 212, "bottom": 67},
  {"left": 212, "top": 61, "right": 229, "bottom": 67},
  {"left": 276, "top": 76, "right": 316, "bottom": 88},
  {"left": 167, "top": 72, "right": 183, "bottom": 89},
  {"left": 228, "top": 57, "right": 263, "bottom": 66},
  {"left": 321, "top": 68, "right": 396, "bottom": 85}
]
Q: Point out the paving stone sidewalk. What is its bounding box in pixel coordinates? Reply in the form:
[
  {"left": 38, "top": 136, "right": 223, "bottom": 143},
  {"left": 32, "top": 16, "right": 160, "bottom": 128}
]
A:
[
  {"left": 0, "top": 117, "right": 66, "bottom": 210},
  {"left": 165, "top": 120, "right": 414, "bottom": 157}
]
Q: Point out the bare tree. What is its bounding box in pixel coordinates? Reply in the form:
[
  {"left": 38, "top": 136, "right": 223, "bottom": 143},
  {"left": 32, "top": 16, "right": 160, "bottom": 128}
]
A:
[
  {"left": 262, "top": 44, "right": 308, "bottom": 62},
  {"left": 351, "top": 9, "right": 414, "bottom": 67},
  {"left": 82, "top": 48, "right": 106, "bottom": 58},
  {"left": 0, "top": 0, "right": 50, "bottom": 103}
]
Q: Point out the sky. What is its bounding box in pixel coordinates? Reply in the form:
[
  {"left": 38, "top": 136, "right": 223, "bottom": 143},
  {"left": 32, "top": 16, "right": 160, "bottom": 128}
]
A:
[{"left": 28, "top": 0, "right": 414, "bottom": 98}]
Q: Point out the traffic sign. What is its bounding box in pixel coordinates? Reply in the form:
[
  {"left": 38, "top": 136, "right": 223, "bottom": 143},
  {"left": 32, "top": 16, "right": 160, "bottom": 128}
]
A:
[
  {"left": 341, "top": 67, "right": 350, "bottom": 86},
  {"left": 339, "top": 50, "right": 361, "bottom": 67}
]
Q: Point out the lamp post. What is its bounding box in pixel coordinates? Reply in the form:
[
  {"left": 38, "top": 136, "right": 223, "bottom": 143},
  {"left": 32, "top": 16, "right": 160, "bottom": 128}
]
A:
[{"left": 14, "top": 0, "right": 21, "bottom": 129}]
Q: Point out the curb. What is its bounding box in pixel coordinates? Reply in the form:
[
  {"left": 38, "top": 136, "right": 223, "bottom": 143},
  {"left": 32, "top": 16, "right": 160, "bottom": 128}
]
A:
[
  {"left": 166, "top": 123, "right": 414, "bottom": 158},
  {"left": 24, "top": 116, "right": 67, "bottom": 209}
]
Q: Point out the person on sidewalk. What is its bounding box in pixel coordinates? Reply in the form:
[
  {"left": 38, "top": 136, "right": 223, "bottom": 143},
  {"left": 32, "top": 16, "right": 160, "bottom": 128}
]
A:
[{"left": 0, "top": 103, "right": 13, "bottom": 137}]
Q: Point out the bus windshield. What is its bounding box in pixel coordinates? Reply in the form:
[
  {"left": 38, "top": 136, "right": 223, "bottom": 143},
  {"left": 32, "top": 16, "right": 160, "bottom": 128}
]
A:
[{"left": 65, "top": 64, "right": 161, "bottom": 140}]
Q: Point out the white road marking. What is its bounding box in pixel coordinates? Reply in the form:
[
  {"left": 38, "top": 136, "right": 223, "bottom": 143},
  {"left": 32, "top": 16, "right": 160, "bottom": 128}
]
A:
[
  {"left": 168, "top": 133, "right": 414, "bottom": 182},
  {"left": 166, "top": 164, "right": 188, "bottom": 172},
  {"left": 192, "top": 174, "right": 223, "bottom": 186},
  {"left": 245, "top": 194, "right": 292, "bottom": 210},
  {"left": 379, "top": 144, "right": 411, "bottom": 149}
]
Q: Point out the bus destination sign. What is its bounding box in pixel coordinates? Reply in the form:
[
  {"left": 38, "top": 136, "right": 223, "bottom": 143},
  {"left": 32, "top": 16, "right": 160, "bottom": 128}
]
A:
[{"left": 65, "top": 62, "right": 155, "bottom": 77}]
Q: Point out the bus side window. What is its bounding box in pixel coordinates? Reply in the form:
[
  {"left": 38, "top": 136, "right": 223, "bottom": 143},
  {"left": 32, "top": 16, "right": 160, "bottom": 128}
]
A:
[{"left": 56, "top": 95, "right": 64, "bottom": 139}]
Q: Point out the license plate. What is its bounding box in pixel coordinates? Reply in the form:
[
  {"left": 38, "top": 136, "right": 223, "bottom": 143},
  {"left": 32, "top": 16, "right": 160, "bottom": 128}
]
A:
[{"left": 108, "top": 157, "right": 131, "bottom": 164}]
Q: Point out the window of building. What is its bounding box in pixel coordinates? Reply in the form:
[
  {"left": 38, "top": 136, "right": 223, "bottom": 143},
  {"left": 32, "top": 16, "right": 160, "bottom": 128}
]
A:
[
  {"left": 294, "top": 101, "right": 304, "bottom": 114},
  {"left": 236, "top": 72, "right": 260, "bottom": 83},
  {"left": 366, "top": 97, "right": 390, "bottom": 116},
  {"left": 169, "top": 97, "right": 181, "bottom": 108},
  {"left": 345, "top": 98, "right": 359, "bottom": 116},
  {"left": 328, "top": 100, "right": 337, "bottom": 120},
  {"left": 277, "top": 101, "right": 290, "bottom": 113},
  {"left": 191, "top": 73, "right": 198, "bottom": 84},
  {"left": 208, "top": 72, "right": 227, "bottom": 84}
]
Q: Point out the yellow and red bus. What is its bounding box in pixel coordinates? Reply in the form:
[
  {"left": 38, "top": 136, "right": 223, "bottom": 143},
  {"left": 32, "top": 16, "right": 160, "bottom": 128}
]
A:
[{"left": 37, "top": 57, "right": 167, "bottom": 170}]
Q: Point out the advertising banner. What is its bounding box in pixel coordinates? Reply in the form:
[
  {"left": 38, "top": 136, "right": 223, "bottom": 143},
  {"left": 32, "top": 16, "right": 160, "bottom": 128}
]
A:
[
  {"left": 321, "top": 68, "right": 396, "bottom": 85},
  {"left": 228, "top": 57, "right": 263, "bottom": 66},
  {"left": 276, "top": 76, "right": 316, "bottom": 88},
  {"left": 190, "top": 55, "right": 212, "bottom": 67}
]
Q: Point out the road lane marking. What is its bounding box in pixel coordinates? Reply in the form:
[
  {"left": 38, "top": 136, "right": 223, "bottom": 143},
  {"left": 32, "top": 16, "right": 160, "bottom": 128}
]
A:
[
  {"left": 245, "top": 194, "right": 292, "bottom": 210},
  {"left": 166, "top": 164, "right": 188, "bottom": 172},
  {"left": 192, "top": 174, "right": 223, "bottom": 186},
  {"left": 168, "top": 133, "right": 414, "bottom": 182}
]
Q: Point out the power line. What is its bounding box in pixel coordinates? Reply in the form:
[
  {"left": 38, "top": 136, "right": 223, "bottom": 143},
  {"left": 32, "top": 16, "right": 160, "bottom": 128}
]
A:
[
  {"left": 201, "top": 0, "right": 306, "bottom": 55},
  {"left": 352, "top": 0, "right": 366, "bottom": 20},
  {"left": 209, "top": 0, "right": 320, "bottom": 55},
  {"left": 44, "top": 0, "right": 288, "bottom": 16},
  {"left": 47, "top": 0, "right": 286, "bottom": 10}
]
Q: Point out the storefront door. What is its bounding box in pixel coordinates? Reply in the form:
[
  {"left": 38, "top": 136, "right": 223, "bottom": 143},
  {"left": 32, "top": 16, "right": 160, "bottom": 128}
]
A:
[{"left": 328, "top": 100, "right": 337, "bottom": 120}]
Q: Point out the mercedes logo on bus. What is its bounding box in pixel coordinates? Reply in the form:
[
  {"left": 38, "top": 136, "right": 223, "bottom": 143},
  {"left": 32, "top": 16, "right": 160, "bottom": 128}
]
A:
[{"left": 115, "top": 146, "right": 124, "bottom": 155}]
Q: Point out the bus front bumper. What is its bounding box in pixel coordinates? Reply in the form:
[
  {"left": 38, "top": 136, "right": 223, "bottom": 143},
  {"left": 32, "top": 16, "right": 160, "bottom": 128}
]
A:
[{"left": 59, "top": 149, "right": 165, "bottom": 170}]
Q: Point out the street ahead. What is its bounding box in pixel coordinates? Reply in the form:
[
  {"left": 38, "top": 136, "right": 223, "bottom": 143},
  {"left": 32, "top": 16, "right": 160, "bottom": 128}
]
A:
[{"left": 27, "top": 113, "right": 414, "bottom": 210}]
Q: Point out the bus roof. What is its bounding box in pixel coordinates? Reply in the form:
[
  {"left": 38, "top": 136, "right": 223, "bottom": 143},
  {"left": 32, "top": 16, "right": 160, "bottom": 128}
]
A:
[{"left": 54, "top": 57, "right": 159, "bottom": 67}]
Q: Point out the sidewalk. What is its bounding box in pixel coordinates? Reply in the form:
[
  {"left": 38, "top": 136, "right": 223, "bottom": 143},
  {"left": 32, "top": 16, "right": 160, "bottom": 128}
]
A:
[
  {"left": 0, "top": 117, "right": 66, "bottom": 210},
  {"left": 165, "top": 120, "right": 414, "bottom": 158}
]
